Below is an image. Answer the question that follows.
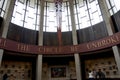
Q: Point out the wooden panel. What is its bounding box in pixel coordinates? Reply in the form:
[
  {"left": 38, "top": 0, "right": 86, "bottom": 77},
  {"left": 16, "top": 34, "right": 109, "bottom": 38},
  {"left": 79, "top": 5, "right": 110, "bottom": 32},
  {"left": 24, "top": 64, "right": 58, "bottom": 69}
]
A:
[
  {"left": 77, "top": 21, "right": 108, "bottom": 44},
  {"left": 7, "top": 23, "right": 38, "bottom": 45},
  {"left": 0, "top": 17, "right": 3, "bottom": 34},
  {"left": 62, "top": 32, "right": 73, "bottom": 45},
  {"left": 112, "top": 10, "right": 120, "bottom": 32},
  {"left": 0, "top": 17, "right": 3, "bottom": 28},
  {"left": 93, "top": 21, "right": 108, "bottom": 40},
  {"left": 43, "top": 32, "right": 58, "bottom": 46}
]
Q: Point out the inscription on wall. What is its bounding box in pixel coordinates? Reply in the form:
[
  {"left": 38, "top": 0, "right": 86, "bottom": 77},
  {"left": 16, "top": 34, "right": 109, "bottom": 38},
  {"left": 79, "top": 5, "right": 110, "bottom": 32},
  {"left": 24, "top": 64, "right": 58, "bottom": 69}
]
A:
[
  {"left": 0, "top": 39, "right": 6, "bottom": 47},
  {"left": 17, "top": 44, "right": 29, "bottom": 52},
  {"left": 85, "top": 57, "right": 119, "bottom": 78},
  {"left": 0, "top": 32, "right": 120, "bottom": 54},
  {"left": 87, "top": 35, "right": 120, "bottom": 49}
]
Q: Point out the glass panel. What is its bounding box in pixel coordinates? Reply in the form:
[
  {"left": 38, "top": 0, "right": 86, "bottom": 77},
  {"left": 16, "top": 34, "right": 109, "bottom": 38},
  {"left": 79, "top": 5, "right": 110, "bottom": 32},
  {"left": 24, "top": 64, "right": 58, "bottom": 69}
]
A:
[
  {"left": 3, "top": 0, "right": 8, "bottom": 11},
  {"left": 92, "top": 12, "right": 99, "bottom": 24},
  {"left": 78, "top": 0, "right": 84, "bottom": 7},
  {"left": 43, "top": 1, "right": 71, "bottom": 32},
  {"left": 62, "top": 2, "right": 71, "bottom": 32},
  {"left": 113, "top": 7, "right": 117, "bottom": 13},
  {"left": 90, "top": 1, "right": 97, "bottom": 12},
  {"left": 45, "top": 2, "right": 56, "bottom": 32},
  {"left": 18, "top": 0, "right": 25, "bottom": 3},
  {"left": 29, "top": 0, "right": 35, "bottom": 8},
  {"left": 75, "top": 14, "right": 78, "bottom": 24},
  {"left": 24, "top": 6, "right": 36, "bottom": 29},
  {"left": 106, "top": 0, "right": 120, "bottom": 15},
  {"left": 11, "top": 0, "right": 40, "bottom": 30},
  {"left": 11, "top": 2, "right": 25, "bottom": 26},
  {"left": 114, "top": 0, "right": 120, "bottom": 11},
  {"left": 0, "top": 0, "right": 3, "bottom": 8},
  {"left": 1, "top": 11, "right": 4, "bottom": 17},
  {"left": 13, "top": 12, "right": 23, "bottom": 26},
  {"left": 0, "top": 0, "right": 8, "bottom": 17},
  {"left": 110, "top": 0, "right": 115, "bottom": 7},
  {"left": 109, "top": 10, "right": 113, "bottom": 15},
  {"left": 10, "top": 0, "right": 104, "bottom": 32},
  {"left": 74, "top": 0, "right": 103, "bottom": 29}
]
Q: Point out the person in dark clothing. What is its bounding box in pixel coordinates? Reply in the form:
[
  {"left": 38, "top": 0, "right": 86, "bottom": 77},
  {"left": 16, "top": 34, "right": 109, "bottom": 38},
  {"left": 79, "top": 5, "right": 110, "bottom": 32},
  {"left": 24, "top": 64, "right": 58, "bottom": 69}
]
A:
[
  {"left": 3, "top": 73, "right": 8, "bottom": 80},
  {"left": 96, "top": 69, "right": 105, "bottom": 80}
]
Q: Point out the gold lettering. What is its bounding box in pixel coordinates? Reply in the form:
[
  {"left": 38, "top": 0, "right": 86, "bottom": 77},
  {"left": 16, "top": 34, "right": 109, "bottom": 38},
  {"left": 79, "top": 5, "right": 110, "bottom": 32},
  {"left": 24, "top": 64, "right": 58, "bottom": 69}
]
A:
[
  {"left": 110, "top": 37, "right": 117, "bottom": 43},
  {"left": 97, "top": 41, "right": 102, "bottom": 47},
  {"left": 87, "top": 44, "right": 91, "bottom": 49},
  {"left": 86, "top": 35, "right": 120, "bottom": 50},
  {"left": 115, "top": 36, "right": 120, "bottom": 42},
  {"left": 74, "top": 46, "right": 78, "bottom": 51},
  {"left": 70, "top": 46, "right": 79, "bottom": 52},
  {"left": 91, "top": 43, "right": 98, "bottom": 48},
  {"left": 101, "top": 40, "right": 106, "bottom": 46},
  {"left": 0, "top": 39, "right": 6, "bottom": 47},
  {"left": 45, "top": 48, "right": 52, "bottom": 52},
  {"left": 39, "top": 47, "right": 45, "bottom": 52},
  {"left": 17, "top": 44, "right": 29, "bottom": 51},
  {"left": 106, "top": 39, "right": 111, "bottom": 45},
  {"left": 109, "top": 37, "right": 117, "bottom": 44},
  {"left": 21, "top": 45, "right": 25, "bottom": 51},
  {"left": 3, "top": 40, "right": 6, "bottom": 47},
  {"left": 71, "top": 46, "right": 75, "bottom": 52}
]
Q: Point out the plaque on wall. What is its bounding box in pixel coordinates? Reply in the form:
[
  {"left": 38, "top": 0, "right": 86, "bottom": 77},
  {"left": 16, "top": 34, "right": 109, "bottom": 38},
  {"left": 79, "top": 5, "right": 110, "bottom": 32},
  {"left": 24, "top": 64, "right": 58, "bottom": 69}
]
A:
[
  {"left": 106, "top": 71, "right": 110, "bottom": 75},
  {"left": 51, "top": 66, "right": 66, "bottom": 78},
  {"left": 113, "top": 71, "right": 117, "bottom": 75}
]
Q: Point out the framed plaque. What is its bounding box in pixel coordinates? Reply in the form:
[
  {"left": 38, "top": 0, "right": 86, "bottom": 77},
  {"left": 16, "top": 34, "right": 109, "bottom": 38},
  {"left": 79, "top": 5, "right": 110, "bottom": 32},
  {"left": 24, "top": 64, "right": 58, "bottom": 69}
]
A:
[{"left": 51, "top": 66, "right": 66, "bottom": 78}]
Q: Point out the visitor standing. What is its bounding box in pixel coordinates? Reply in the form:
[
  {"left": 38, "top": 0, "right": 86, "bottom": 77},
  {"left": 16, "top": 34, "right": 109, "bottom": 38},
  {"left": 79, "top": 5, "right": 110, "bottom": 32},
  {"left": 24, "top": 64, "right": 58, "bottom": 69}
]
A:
[
  {"left": 3, "top": 73, "right": 8, "bottom": 80},
  {"left": 88, "top": 70, "right": 95, "bottom": 80},
  {"left": 96, "top": 69, "right": 105, "bottom": 80}
]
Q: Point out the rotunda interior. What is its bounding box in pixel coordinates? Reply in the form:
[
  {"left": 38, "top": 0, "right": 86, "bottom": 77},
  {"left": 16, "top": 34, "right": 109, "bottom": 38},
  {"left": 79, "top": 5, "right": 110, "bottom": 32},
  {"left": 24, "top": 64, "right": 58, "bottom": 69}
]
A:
[{"left": 0, "top": 0, "right": 120, "bottom": 80}]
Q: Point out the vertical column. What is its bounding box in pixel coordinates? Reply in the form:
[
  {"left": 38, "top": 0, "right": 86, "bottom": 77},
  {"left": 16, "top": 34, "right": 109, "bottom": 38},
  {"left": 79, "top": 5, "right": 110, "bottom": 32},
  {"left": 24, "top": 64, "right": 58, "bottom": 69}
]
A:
[
  {"left": 0, "top": 0, "right": 16, "bottom": 66},
  {"left": 98, "top": 0, "right": 120, "bottom": 74},
  {"left": 0, "top": 50, "right": 4, "bottom": 66},
  {"left": 69, "top": 0, "right": 82, "bottom": 80},
  {"left": 36, "top": 0, "right": 44, "bottom": 80}
]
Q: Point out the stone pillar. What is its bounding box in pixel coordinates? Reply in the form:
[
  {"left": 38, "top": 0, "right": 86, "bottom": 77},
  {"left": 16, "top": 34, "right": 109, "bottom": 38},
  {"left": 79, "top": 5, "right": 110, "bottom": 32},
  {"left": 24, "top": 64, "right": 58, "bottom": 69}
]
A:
[
  {"left": 0, "top": 0, "right": 16, "bottom": 66},
  {"left": 98, "top": 0, "right": 120, "bottom": 74},
  {"left": 0, "top": 50, "right": 4, "bottom": 66},
  {"left": 69, "top": 0, "right": 82, "bottom": 80},
  {"left": 36, "top": 0, "right": 44, "bottom": 80}
]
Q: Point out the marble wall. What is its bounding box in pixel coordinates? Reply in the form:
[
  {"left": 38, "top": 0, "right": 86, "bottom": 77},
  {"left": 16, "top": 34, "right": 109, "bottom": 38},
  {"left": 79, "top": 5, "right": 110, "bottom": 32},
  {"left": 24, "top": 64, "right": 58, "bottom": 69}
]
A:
[
  {"left": 85, "top": 57, "right": 119, "bottom": 79},
  {"left": 0, "top": 61, "right": 32, "bottom": 80}
]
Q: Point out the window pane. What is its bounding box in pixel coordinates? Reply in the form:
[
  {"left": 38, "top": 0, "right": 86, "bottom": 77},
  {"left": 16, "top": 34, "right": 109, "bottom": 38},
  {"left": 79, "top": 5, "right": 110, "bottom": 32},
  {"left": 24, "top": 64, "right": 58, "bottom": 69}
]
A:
[
  {"left": 74, "top": 0, "right": 102, "bottom": 29},
  {"left": 106, "top": 0, "right": 120, "bottom": 15},
  {"left": 11, "top": 0, "right": 40, "bottom": 30},
  {"left": 43, "top": 1, "right": 71, "bottom": 32},
  {"left": 114, "top": 0, "right": 120, "bottom": 11},
  {"left": 0, "top": 0, "right": 8, "bottom": 17}
]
